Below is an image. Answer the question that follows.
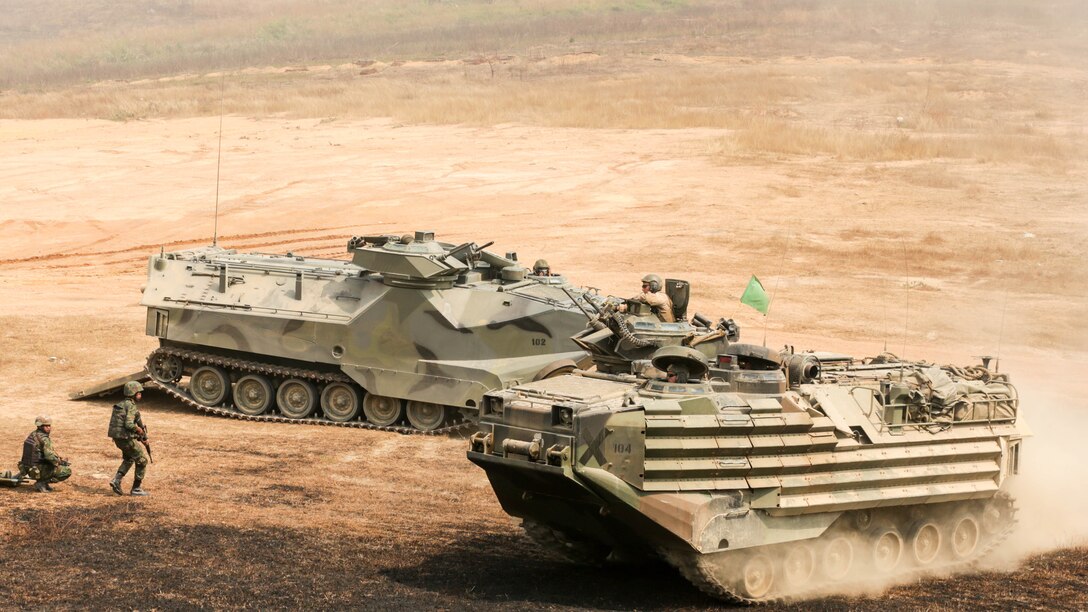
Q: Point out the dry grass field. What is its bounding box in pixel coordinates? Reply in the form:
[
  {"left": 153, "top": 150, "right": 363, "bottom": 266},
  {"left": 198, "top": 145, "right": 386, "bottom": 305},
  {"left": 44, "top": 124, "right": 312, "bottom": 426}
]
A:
[{"left": 1, "top": 1, "right": 1086, "bottom": 609}]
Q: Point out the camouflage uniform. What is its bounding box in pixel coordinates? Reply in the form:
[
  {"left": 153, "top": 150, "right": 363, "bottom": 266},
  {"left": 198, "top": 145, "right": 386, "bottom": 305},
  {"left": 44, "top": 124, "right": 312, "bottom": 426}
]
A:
[
  {"left": 109, "top": 381, "right": 150, "bottom": 496},
  {"left": 19, "top": 425, "right": 71, "bottom": 492}
]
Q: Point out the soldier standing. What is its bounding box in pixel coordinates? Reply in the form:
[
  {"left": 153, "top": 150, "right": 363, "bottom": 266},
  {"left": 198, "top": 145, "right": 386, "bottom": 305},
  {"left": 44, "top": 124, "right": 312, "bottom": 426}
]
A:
[
  {"left": 18, "top": 416, "right": 71, "bottom": 493},
  {"left": 108, "top": 381, "right": 150, "bottom": 497}
]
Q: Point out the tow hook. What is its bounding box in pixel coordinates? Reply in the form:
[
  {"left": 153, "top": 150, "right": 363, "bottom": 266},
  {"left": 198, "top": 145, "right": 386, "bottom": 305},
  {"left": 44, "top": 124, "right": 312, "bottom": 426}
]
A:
[
  {"left": 546, "top": 444, "right": 569, "bottom": 466},
  {"left": 470, "top": 431, "right": 494, "bottom": 454}
]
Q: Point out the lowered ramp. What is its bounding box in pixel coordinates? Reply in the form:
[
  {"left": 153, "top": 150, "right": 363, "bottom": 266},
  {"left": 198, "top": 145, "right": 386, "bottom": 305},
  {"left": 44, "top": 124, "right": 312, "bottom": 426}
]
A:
[{"left": 69, "top": 369, "right": 151, "bottom": 400}]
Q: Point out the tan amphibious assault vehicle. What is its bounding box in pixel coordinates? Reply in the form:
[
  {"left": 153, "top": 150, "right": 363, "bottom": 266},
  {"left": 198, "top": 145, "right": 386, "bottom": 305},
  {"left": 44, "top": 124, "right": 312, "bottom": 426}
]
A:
[
  {"left": 468, "top": 300, "right": 1026, "bottom": 603},
  {"left": 140, "top": 231, "right": 597, "bottom": 433}
]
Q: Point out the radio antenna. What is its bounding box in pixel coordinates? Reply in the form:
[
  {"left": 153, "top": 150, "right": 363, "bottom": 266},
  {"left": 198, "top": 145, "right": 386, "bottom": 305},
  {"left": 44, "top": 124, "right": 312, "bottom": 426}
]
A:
[
  {"left": 901, "top": 240, "right": 910, "bottom": 361},
  {"left": 212, "top": 75, "right": 225, "bottom": 246},
  {"left": 882, "top": 284, "right": 889, "bottom": 353},
  {"left": 765, "top": 216, "right": 796, "bottom": 347}
]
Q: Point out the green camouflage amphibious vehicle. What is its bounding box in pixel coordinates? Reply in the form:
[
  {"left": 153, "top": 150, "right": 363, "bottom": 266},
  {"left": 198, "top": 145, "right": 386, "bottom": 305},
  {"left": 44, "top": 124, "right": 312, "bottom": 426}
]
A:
[
  {"left": 468, "top": 302, "right": 1026, "bottom": 602},
  {"left": 141, "top": 231, "right": 598, "bottom": 433}
]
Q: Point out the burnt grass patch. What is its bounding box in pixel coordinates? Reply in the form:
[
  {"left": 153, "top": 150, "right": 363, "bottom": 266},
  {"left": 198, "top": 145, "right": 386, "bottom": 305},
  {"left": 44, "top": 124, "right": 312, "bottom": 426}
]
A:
[{"left": 1, "top": 503, "right": 1085, "bottom": 610}]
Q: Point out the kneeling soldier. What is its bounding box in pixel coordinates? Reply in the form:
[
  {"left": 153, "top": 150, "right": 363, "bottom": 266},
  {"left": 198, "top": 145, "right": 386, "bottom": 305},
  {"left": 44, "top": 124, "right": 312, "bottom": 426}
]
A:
[{"left": 19, "top": 416, "right": 71, "bottom": 493}]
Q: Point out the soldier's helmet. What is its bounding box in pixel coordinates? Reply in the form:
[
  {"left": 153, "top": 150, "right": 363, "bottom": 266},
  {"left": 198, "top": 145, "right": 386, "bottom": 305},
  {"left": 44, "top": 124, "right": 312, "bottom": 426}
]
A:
[
  {"left": 124, "top": 381, "right": 145, "bottom": 397},
  {"left": 34, "top": 415, "right": 52, "bottom": 428},
  {"left": 533, "top": 259, "right": 550, "bottom": 275},
  {"left": 641, "top": 273, "right": 663, "bottom": 293}
]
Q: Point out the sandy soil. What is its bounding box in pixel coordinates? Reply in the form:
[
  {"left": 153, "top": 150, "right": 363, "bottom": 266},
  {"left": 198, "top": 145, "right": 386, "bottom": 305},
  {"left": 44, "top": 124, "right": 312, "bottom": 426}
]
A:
[{"left": 0, "top": 105, "right": 1086, "bottom": 608}]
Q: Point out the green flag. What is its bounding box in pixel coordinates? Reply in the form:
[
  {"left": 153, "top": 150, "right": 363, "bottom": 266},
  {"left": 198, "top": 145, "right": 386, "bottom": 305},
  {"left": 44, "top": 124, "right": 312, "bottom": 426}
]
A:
[{"left": 740, "top": 275, "right": 770, "bottom": 314}]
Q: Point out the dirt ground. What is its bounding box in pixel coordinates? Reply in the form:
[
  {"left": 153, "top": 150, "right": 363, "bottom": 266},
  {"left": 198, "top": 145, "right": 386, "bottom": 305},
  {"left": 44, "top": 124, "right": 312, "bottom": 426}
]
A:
[{"left": 1, "top": 79, "right": 1086, "bottom": 607}]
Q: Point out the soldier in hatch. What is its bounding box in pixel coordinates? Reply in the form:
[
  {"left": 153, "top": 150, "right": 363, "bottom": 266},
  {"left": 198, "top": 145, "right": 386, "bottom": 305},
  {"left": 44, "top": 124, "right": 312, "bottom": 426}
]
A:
[
  {"left": 620, "top": 274, "right": 675, "bottom": 322},
  {"left": 531, "top": 259, "right": 552, "bottom": 276},
  {"left": 666, "top": 363, "right": 690, "bottom": 384},
  {"left": 108, "top": 381, "right": 151, "bottom": 497},
  {"left": 18, "top": 415, "right": 71, "bottom": 493}
]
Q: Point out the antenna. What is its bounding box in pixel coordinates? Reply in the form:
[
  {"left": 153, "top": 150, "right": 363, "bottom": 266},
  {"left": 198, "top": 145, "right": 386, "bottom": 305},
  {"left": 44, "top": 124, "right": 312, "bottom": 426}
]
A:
[
  {"left": 212, "top": 74, "right": 225, "bottom": 246},
  {"left": 882, "top": 281, "right": 889, "bottom": 353},
  {"left": 901, "top": 241, "right": 910, "bottom": 361},
  {"left": 765, "top": 217, "right": 796, "bottom": 348}
]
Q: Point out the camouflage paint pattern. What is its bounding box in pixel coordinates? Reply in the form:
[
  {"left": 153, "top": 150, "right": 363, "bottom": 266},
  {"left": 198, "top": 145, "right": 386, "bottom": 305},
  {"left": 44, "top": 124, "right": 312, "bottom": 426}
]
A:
[{"left": 141, "top": 232, "right": 594, "bottom": 413}]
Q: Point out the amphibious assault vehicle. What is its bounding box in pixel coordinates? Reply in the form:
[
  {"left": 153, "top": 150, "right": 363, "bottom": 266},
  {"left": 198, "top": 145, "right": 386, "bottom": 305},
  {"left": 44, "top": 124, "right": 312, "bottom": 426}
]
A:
[
  {"left": 141, "top": 231, "right": 598, "bottom": 433},
  {"left": 468, "top": 301, "right": 1025, "bottom": 602}
]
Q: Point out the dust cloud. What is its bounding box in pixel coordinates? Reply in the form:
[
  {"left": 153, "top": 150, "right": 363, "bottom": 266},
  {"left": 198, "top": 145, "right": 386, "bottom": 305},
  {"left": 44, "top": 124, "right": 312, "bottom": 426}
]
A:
[{"left": 987, "top": 381, "right": 1088, "bottom": 567}]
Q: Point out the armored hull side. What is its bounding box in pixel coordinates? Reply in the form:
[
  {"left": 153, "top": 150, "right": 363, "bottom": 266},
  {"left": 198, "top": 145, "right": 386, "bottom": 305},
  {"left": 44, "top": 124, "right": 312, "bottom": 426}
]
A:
[{"left": 142, "top": 233, "right": 595, "bottom": 432}]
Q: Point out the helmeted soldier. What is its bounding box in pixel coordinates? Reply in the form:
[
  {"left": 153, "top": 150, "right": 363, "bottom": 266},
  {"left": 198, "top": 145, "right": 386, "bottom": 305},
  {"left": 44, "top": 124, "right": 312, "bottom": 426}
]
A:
[
  {"left": 18, "top": 415, "right": 71, "bottom": 493},
  {"left": 532, "top": 259, "right": 551, "bottom": 276},
  {"left": 651, "top": 346, "right": 709, "bottom": 385},
  {"left": 108, "top": 381, "right": 150, "bottom": 496},
  {"left": 631, "top": 274, "right": 675, "bottom": 322},
  {"left": 666, "top": 363, "right": 691, "bottom": 384}
]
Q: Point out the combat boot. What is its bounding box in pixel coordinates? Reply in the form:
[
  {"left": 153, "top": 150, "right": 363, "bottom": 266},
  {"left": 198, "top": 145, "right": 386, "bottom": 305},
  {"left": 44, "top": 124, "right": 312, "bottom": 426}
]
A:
[
  {"left": 130, "top": 478, "right": 149, "bottom": 497},
  {"left": 33, "top": 481, "right": 51, "bottom": 493},
  {"left": 109, "top": 473, "right": 124, "bottom": 496}
]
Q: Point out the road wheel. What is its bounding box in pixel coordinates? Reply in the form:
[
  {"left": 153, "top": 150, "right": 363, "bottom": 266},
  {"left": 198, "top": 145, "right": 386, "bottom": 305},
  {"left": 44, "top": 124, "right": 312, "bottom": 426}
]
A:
[
  {"left": 233, "top": 374, "right": 273, "bottom": 415},
  {"left": 148, "top": 352, "right": 183, "bottom": 384},
  {"left": 736, "top": 553, "right": 775, "bottom": 600},
  {"left": 910, "top": 521, "right": 942, "bottom": 567},
  {"left": 406, "top": 400, "right": 447, "bottom": 431},
  {"left": 190, "top": 365, "right": 230, "bottom": 406},
  {"left": 871, "top": 528, "right": 904, "bottom": 573},
  {"left": 782, "top": 543, "right": 815, "bottom": 590},
  {"left": 276, "top": 378, "right": 317, "bottom": 419},
  {"left": 320, "top": 382, "right": 361, "bottom": 422},
  {"left": 980, "top": 498, "right": 1012, "bottom": 536},
  {"left": 820, "top": 536, "right": 854, "bottom": 581},
  {"left": 950, "top": 514, "right": 981, "bottom": 560},
  {"left": 363, "top": 394, "right": 403, "bottom": 427}
]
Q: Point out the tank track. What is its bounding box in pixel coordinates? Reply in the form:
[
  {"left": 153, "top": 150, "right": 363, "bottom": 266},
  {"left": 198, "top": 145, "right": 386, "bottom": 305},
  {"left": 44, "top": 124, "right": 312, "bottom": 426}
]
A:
[
  {"left": 668, "top": 495, "right": 1020, "bottom": 605},
  {"left": 148, "top": 346, "right": 472, "bottom": 436}
]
